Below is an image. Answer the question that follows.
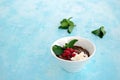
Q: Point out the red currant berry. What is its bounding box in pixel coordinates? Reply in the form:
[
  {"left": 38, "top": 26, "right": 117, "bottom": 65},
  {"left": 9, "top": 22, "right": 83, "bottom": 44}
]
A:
[
  {"left": 64, "top": 50, "right": 71, "bottom": 55},
  {"left": 61, "top": 53, "right": 66, "bottom": 57},
  {"left": 71, "top": 53, "right": 76, "bottom": 57},
  {"left": 69, "top": 48, "right": 75, "bottom": 53}
]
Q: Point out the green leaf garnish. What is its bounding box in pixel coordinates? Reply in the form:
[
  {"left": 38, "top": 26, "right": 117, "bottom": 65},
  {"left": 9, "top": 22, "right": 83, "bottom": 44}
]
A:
[
  {"left": 52, "top": 39, "right": 78, "bottom": 56},
  {"left": 67, "top": 39, "right": 78, "bottom": 48},
  {"left": 52, "top": 45, "right": 64, "bottom": 56},
  {"left": 63, "top": 39, "right": 78, "bottom": 48},
  {"left": 92, "top": 26, "right": 106, "bottom": 38},
  {"left": 68, "top": 26, "right": 75, "bottom": 33},
  {"left": 59, "top": 17, "right": 75, "bottom": 33},
  {"left": 59, "top": 19, "right": 69, "bottom": 29}
]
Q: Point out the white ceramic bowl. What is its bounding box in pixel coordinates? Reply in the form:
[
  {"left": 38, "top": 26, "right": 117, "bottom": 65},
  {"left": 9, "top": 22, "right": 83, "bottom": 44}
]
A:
[{"left": 51, "top": 36, "right": 96, "bottom": 72}]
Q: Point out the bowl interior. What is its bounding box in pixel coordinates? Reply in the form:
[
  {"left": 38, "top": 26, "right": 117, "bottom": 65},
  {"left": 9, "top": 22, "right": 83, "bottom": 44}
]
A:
[{"left": 51, "top": 36, "right": 96, "bottom": 61}]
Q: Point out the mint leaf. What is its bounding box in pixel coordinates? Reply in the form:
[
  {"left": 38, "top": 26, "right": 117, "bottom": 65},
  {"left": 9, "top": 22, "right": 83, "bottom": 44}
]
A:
[
  {"left": 59, "top": 19, "right": 69, "bottom": 29},
  {"left": 92, "top": 26, "right": 106, "bottom": 38},
  {"left": 68, "top": 26, "right": 74, "bottom": 33},
  {"left": 68, "top": 39, "right": 78, "bottom": 48},
  {"left": 100, "top": 26, "right": 106, "bottom": 35},
  {"left": 52, "top": 45, "right": 64, "bottom": 56},
  {"left": 58, "top": 17, "right": 75, "bottom": 33},
  {"left": 92, "top": 29, "right": 100, "bottom": 36},
  {"left": 68, "top": 20, "right": 75, "bottom": 27},
  {"left": 63, "top": 39, "right": 78, "bottom": 48}
]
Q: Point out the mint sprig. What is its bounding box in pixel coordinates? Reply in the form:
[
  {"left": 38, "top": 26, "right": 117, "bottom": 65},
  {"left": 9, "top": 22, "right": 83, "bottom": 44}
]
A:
[
  {"left": 52, "top": 45, "right": 64, "bottom": 56},
  {"left": 92, "top": 26, "right": 106, "bottom": 38},
  {"left": 52, "top": 39, "right": 78, "bottom": 56},
  {"left": 59, "top": 17, "right": 75, "bottom": 33},
  {"left": 63, "top": 39, "right": 78, "bottom": 49}
]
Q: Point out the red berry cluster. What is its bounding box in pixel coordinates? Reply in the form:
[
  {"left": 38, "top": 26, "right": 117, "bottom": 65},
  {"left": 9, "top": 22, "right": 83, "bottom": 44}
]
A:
[{"left": 61, "top": 48, "right": 76, "bottom": 60}]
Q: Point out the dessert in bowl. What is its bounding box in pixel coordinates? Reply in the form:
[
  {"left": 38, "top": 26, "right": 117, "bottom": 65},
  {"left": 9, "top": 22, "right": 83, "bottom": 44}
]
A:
[{"left": 51, "top": 36, "right": 96, "bottom": 72}]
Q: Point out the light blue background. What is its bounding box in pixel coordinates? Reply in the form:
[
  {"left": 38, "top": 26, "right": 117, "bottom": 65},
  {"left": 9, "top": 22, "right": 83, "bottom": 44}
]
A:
[{"left": 0, "top": 0, "right": 120, "bottom": 80}]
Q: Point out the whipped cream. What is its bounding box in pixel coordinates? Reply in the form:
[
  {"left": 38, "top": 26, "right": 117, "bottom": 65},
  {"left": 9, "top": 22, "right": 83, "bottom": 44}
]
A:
[{"left": 71, "top": 52, "right": 88, "bottom": 61}]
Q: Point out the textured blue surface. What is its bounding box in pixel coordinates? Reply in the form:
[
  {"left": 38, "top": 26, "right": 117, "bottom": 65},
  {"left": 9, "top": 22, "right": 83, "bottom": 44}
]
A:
[{"left": 0, "top": 0, "right": 120, "bottom": 80}]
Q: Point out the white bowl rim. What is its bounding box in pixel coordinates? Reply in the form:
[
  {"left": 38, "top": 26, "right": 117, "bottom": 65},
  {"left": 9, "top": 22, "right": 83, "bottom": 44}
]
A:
[{"left": 50, "top": 36, "right": 96, "bottom": 63}]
